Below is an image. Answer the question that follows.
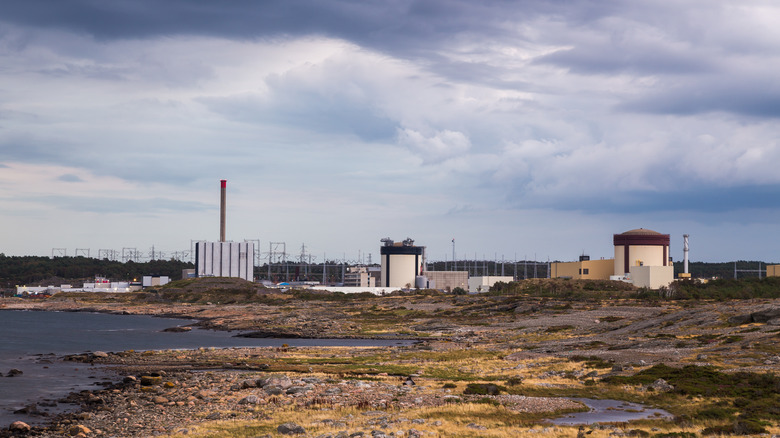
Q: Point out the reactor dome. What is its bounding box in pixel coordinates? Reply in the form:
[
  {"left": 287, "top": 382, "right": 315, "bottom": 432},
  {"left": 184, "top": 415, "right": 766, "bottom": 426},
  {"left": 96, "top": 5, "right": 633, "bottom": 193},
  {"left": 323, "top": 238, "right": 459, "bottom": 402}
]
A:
[{"left": 613, "top": 228, "right": 670, "bottom": 276}]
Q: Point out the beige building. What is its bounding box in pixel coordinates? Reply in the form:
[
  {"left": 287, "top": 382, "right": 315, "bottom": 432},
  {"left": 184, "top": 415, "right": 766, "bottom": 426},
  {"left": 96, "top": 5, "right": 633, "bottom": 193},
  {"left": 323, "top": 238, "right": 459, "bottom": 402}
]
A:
[
  {"left": 767, "top": 265, "right": 780, "bottom": 277},
  {"left": 380, "top": 238, "right": 424, "bottom": 288},
  {"left": 613, "top": 228, "right": 673, "bottom": 289},
  {"left": 549, "top": 257, "right": 614, "bottom": 280},
  {"left": 422, "top": 271, "right": 468, "bottom": 292},
  {"left": 344, "top": 266, "right": 376, "bottom": 287},
  {"left": 614, "top": 228, "right": 670, "bottom": 276}
]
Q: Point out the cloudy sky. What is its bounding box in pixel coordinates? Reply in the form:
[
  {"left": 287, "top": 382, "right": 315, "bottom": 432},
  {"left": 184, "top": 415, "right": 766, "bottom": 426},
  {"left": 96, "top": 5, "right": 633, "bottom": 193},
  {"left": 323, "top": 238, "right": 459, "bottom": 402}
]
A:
[{"left": 1, "top": 0, "right": 779, "bottom": 264}]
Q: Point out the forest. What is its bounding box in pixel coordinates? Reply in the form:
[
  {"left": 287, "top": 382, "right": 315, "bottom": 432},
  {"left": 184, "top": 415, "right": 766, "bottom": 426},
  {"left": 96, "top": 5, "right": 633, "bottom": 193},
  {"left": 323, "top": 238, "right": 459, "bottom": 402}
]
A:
[{"left": 0, "top": 254, "right": 194, "bottom": 289}]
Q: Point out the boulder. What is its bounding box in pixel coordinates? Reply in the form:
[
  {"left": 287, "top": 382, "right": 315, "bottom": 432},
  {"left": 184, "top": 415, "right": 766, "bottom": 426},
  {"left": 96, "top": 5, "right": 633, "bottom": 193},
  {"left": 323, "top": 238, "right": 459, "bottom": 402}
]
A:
[
  {"left": 240, "top": 379, "right": 257, "bottom": 389},
  {"left": 140, "top": 375, "right": 162, "bottom": 386},
  {"left": 277, "top": 422, "right": 306, "bottom": 435},
  {"left": 238, "top": 395, "right": 261, "bottom": 404},
  {"left": 92, "top": 351, "right": 109, "bottom": 358},
  {"left": 69, "top": 425, "right": 91, "bottom": 436},
  {"left": 6, "top": 369, "right": 23, "bottom": 377},
  {"left": 264, "top": 385, "right": 284, "bottom": 395},
  {"left": 258, "top": 375, "right": 292, "bottom": 389},
  {"left": 649, "top": 378, "right": 674, "bottom": 392},
  {"left": 9, "top": 421, "right": 31, "bottom": 433},
  {"left": 162, "top": 326, "right": 192, "bottom": 332}
]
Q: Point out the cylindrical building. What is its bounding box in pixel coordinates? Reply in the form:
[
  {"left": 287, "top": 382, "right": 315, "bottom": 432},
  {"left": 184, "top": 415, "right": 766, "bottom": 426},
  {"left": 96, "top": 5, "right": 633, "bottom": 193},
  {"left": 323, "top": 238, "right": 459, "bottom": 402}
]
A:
[
  {"left": 380, "top": 238, "right": 424, "bottom": 288},
  {"left": 613, "top": 228, "right": 670, "bottom": 276}
]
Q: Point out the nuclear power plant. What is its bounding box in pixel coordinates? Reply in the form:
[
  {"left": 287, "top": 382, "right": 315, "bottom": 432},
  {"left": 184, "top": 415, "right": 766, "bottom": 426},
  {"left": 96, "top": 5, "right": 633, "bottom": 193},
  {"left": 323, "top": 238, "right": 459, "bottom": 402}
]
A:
[{"left": 194, "top": 180, "right": 254, "bottom": 282}]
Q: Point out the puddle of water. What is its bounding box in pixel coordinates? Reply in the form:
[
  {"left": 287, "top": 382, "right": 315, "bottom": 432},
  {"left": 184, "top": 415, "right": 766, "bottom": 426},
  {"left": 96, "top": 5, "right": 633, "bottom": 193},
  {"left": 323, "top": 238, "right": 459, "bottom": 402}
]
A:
[{"left": 550, "top": 398, "right": 672, "bottom": 425}]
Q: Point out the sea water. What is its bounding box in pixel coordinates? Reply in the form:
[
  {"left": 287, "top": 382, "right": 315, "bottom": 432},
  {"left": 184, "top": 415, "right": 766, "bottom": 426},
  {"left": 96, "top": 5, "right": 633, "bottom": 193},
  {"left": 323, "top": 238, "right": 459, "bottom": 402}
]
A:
[{"left": 0, "top": 309, "right": 409, "bottom": 426}]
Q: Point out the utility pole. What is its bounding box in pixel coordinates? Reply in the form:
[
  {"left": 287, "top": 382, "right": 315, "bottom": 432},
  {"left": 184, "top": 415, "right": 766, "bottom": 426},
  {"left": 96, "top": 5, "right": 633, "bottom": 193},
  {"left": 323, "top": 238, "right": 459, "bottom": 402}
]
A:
[{"left": 452, "top": 239, "right": 456, "bottom": 272}]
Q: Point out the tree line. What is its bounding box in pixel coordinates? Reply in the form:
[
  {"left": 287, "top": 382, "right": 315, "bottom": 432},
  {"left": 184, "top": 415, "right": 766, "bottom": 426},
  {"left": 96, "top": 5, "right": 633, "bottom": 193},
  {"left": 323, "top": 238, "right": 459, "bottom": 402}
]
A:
[{"left": 0, "top": 254, "right": 194, "bottom": 289}]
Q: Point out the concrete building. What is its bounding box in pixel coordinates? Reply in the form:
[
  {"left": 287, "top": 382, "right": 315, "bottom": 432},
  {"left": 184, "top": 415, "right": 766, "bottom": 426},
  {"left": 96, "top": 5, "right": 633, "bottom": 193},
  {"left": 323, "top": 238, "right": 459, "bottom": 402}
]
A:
[
  {"left": 767, "top": 265, "right": 780, "bottom": 277},
  {"left": 195, "top": 241, "right": 254, "bottom": 282},
  {"left": 468, "top": 275, "right": 513, "bottom": 293},
  {"left": 613, "top": 228, "right": 673, "bottom": 289},
  {"left": 142, "top": 276, "right": 170, "bottom": 287},
  {"left": 344, "top": 266, "right": 376, "bottom": 287},
  {"left": 423, "top": 270, "right": 468, "bottom": 292},
  {"left": 550, "top": 256, "right": 614, "bottom": 280},
  {"left": 380, "top": 238, "right": 424, "bottom": 288}
]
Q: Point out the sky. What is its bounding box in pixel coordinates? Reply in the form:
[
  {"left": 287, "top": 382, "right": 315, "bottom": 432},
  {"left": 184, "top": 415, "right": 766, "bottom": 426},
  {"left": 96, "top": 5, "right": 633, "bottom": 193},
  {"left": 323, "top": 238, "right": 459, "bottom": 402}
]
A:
[{"left": 1, "top": 0, "right": 779, "bottom": 264}]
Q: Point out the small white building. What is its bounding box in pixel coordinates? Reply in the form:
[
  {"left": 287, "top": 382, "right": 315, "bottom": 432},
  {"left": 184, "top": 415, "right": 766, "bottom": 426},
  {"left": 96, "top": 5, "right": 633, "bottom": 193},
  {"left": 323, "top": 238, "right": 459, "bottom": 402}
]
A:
[{"left": 468, "top": 276, "right": 514, "bottom": 293}]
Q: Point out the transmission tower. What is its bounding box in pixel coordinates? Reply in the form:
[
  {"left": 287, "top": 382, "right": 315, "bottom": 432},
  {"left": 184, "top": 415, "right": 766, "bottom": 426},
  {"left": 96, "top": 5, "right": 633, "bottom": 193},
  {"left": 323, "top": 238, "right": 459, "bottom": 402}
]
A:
[
  {"left": 75, "top": 248, "right": 90, "bottom": 258},
  {"left": 51, "top": 248, "right": 67, "bottom": 258},
  {"left": 122, "top": 247, "right": 138, "bottom": 263}
]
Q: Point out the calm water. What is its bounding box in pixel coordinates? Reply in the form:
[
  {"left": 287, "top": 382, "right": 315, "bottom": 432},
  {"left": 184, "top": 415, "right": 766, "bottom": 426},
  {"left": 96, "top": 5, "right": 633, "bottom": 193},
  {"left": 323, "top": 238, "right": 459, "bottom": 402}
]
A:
[
  {"left": 551, "top": 398, "right": 672, "bottom": 425},
  {"left": 0, "top": 309, "right": 410, "bottom": 426}
]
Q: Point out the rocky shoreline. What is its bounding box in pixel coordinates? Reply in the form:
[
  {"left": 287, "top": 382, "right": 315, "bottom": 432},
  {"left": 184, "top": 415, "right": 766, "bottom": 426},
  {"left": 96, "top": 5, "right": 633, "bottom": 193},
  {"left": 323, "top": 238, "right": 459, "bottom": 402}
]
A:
[
  {"left": 2, "top": 347, "right": 585, "bottom": 438},
  {"left": 3, "top": 292, "right": 780, "bottom": 437}
]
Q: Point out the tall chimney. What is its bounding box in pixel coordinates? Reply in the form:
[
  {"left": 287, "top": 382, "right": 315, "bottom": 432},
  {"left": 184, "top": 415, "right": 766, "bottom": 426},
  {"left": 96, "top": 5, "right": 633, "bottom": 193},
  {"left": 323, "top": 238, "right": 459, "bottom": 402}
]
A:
[
  {"left": 220, "top": 180, "right": 227, "bottom": 242},
  {"left": 683, "top": 234, "right": 689, "bottom": 274}
]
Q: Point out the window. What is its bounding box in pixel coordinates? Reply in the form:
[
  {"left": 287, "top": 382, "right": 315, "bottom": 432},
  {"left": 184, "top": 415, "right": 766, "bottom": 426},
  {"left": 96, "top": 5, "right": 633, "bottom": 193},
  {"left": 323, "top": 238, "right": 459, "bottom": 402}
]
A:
[{"left": 583, "top": 268, "right": 589, "bottom": 275}]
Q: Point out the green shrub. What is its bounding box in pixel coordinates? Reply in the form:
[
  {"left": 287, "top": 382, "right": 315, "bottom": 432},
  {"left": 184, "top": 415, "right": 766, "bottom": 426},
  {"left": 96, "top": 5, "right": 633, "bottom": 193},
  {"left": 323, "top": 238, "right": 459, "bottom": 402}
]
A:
[{"left": 463, "top": 383, "right": 505, "bottom": 395}]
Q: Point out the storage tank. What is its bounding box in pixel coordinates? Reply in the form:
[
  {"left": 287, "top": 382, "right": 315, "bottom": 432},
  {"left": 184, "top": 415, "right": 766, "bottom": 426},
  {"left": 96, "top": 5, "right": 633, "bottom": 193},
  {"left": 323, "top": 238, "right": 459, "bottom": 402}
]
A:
[{"left": 613, "top": 228, "right": 670, "bottom": 276}]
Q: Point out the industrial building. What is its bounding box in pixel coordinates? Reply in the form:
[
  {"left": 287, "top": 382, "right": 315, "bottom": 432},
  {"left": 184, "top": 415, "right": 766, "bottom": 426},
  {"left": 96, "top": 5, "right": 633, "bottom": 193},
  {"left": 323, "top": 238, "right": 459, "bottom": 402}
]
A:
[
  {"left": 549, "top": 256, "right": 613, "bottom": 280},
  {"left": 468, "top": 275, "right": 513, "bottom": 293},
  {"left": 344, "top": 266, "right": 379, "bottom": 287},
  {"left": 768, "top": 265, "right": 780, "bottom": 277},
  {"left": 379, "top": 238, "right": 425, "bottom": 288},
  {"left": 549, "top": 228, "right": 674, "bottom": 289},
  {"left": 423, "top": 270, "right": 468, "bottom": 292},
  {"left": 613, "top": 228, "right": 673, "bottom": 289},
  {"left": 195, "top": 241, "right": 254, "bottom": 282},
  {"left": 193, "top": 180, "right": 255, "bottom": 282}
]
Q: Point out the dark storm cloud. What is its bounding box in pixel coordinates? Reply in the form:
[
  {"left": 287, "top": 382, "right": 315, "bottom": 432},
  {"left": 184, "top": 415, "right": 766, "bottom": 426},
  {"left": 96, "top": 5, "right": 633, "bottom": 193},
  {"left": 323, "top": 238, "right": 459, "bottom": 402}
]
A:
[
  {"left": 521, "top": 184, "right": 780, "bottom": 215},
  {"left": 0, "top": 0, "right": 599, "bottom": 54},
  {"left": 537, "top": 44, "right": 713, "bottom": 76},
  {"left": 620, "top": 79, "right": 780, "bottom": 118}
]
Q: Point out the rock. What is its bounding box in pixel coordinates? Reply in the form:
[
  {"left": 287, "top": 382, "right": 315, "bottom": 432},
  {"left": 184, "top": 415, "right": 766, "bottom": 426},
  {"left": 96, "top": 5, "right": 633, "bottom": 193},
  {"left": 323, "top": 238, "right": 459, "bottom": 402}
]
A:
[
  {"left": 407, "top": 429, "right": 422, "bottom": 438},
  {"left": 239, "top": 395, "right": 261, "bottom": 404},
  {"left": 196, "top": 390, "right": 216, "bottom": 399},
  {"left": 696, "top": 354, "right": 708, "bottom": 360},
  {"left": 14, "top": 404, "right": 39, "bottom": 415},
  {"left": 264, "top": 385, "right": 284, "bottom": 395},
  {"left": 258, "top": 375, "right": 292, "bottom": 389},
  {"left": 730, "top": 308, "right": 780, "bottom": 325},
  {"left": 403, "top": 376, "right": 415, "bottom": 386},
  {"left": 6, "top": 369, "right": 23, "bottom": 377},
  {"left": 286, "top": 385, "right": 308, "bottom": 394},
  {"left": 277, "top": 422, "right": 306, "bottom": 435},
  {"left": 123, "top": 375, "right": 137, "bottom": 383},
  {"left": 649, "top": 378, "right": 674, "bottom": 392},
  {"left": 9, "top": 421, "right": 31, "bottom": 432},
  {"left": 152, "top": 396, "right": 169, "bottom": 404},
  {"left": 586, "top": 371, "right": 599, "bottom": 377},
  {"left": 69, "top": 424, "right": 92, "bottom": 436},
  {"left": 140, "top": 375, "right": 162, "bottom": 386},
  {"left": 467, "top": 423, "right": 486, "bottom": 430},
  {"left": 162, "top": 326, "right": 192, "bottom": 332},
  {"left": 241, "top": 379, "right": 257, "bottom": 388},
  {"left": 92, "top": 351, "right": 109, "bottom": 358}
]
